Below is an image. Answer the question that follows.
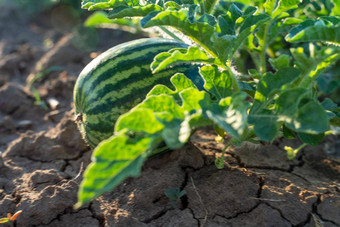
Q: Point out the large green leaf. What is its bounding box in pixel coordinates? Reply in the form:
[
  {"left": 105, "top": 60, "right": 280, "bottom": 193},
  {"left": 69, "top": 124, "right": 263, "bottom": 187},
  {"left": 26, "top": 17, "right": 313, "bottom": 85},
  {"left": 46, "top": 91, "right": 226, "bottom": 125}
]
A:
[
  {"left": 206, "top": 92, "right": 249, "bottom": 139},
  {"left": 151, "top": 46, "right": 220, "bottom": 73},
  {"left": 290, "top": 47, "right": 340, "bottom": 88},
  {"left": 82, "top": 0, "right": 135, "bottom": 10},
  {"left": 199, "top": 65, "right": 232, "bottom": 99},
  {"left": 254, "top": 67, "right": 300, "bottom": 102},
  {"left": 115, "top": 108, "right": 164, "bottom": 133},
  {"left": 203, "top": 0, "right": 218, "bottom": 14},
  {"left": 276, "top": 88, "right": 330, "bottom": 133},
  {"left": 331, "top": 0, "right": 340, "bottom": 15},
  {"left": 268, "top": 54, "right": 290, "bottom": 71},
  {"left": 248, "top": 109, "right": 279, "bottom": 142},
  {"left": 108, "top": 4, "right": 163, "bottom": 19},
  {"left": 214, "top": 12, "right": 270, "bottom": 62},
  {"left": 141, "top": 9, "right": 216, "bottom": 49},
  {"left": 76, "top": 133, "right": 161, "bottom": 207},
  {"left": 286, "top": 19, "right": 340, "bottom": 45}
]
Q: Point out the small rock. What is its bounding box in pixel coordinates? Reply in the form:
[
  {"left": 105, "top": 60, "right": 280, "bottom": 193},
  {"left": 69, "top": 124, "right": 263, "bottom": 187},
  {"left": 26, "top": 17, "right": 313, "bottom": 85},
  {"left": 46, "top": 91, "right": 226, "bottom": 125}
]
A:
[
  {"left": 47, "top": 97, "right": 60, "bottom": 110},
  {"left": 17, "top": 120, "right": 32, "bottom": 129}
]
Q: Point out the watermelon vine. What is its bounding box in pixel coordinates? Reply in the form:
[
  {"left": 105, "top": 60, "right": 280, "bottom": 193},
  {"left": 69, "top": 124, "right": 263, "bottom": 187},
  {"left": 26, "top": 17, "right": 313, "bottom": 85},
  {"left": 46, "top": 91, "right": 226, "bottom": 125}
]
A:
[{"left": 74, "top": 0, "right": 340, "bottom": 207}]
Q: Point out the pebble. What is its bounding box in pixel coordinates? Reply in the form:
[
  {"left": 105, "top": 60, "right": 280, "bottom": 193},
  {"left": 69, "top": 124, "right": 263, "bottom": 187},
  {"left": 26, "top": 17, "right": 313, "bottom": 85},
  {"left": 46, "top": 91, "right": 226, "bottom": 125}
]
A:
[
  {"left": 17, "top": 120, "right": 32, "bottom": 129},
  {"left": 47, "top": 97, "right": 60, "bottom": 110}
]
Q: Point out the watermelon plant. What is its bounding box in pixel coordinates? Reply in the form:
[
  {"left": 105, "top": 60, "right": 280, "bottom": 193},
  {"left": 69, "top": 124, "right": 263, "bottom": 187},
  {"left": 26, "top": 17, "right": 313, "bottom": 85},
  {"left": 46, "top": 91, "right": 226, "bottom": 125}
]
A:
[{"left": 74, "top": 0, "right": 340, "bottom": 207}]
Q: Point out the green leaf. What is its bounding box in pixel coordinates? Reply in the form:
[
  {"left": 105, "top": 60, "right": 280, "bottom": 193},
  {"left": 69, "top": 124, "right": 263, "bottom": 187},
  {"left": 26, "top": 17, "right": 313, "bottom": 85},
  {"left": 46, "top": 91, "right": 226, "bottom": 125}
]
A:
[
  {"left": 147, "top": 73, "right": 198, "bottom": 96},
  {"left": 248, "top": 110, "right": 279, "bottom": 142},
  {"left": 199, "top": 65, "right": 232, "bottom": 99},
  {"left": 254, "top": 67, "right": 300, "bottom": 102},
  {"left": 206, "top": 92, "right": 249, "bottom": 139},
  {"left": 286, "top": 20, "right": 340, "bottom": 45},
  {"left": 180, "top": 87, "right": 212, "bottom": 112},
  {"left": 276, "top": 88, "right": 308, "bottom": 116},
  {"left": 179, "top": 110, "right": 212, "bottom": 143},
  {"left": 77, "top": 133, "right": 161, "bottom": 206},
  {"left": 331, "top": 0, "right": 340, "bottom": 15},
  {"left": 115, "top": 108, "right": 164, "bottom": 133},
  {"left": 84, "top": 11, "right": 114, "bottom": 27},
  {"left": 214, "top": 13, "right": 270, "bottom": 62},
  {"left": 277, "top": 91, "right": 330, "bottom": 134},
  {"left": 272, "top": 0, "right": 302, "bottom": 17},
  {"left": 203, "top": 0, "right": 218, "bottom": 14},
  {"left": 291, "top": 47, "right": 340, "bottom": 88},
  {"left": 141, "top": 9, "right": 215, "bottom": 48},
  {"left": 138, "top": 95, "right": 185, "bottom": 118},
  {"left": 151, "top": 46, "right": 220, "bottom": 73},
  {"left": 269, "top": 54, "right": 290, "bottom": 71},
  {"left": 293, "top": 101, "right": 329, "bottom": 133},
  {"left": 321, "top": 98, "right": 338, "bottom": 110},
  {"left": 283, "top": 124, "right": 296, "bottom": 139},
  {"left": 108, "top": 4, "right": 163, "bottom": 19},
  {"left": 298, "top": 132, "right": 324, "bottom": 145}
]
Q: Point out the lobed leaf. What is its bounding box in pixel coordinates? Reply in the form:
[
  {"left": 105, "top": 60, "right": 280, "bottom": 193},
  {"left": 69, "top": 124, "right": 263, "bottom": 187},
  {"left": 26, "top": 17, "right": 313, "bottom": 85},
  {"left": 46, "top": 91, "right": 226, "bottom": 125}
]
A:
[
  {"left": 141, "top": 9, "right": 216, "bottom": 49},
  {"left": 151, "top": 46, "right": 220, "bottom": 73},
  {"left": 254, "top": 67, "right": 300, "bottom": 102},
  {"left": 268, "top": 54, "right": 290, "bottom": 71},
  {"left": 199, "top": 65, "right": 232, "bottom": 100},
  {"left": 248, "top": 110, "right": 279, "bottom": 142},
  {"left": 207, "top": 92, "right": 249, "bottom": 139},
  {"left": 76, "top": 133, "right": 161, "bottom": 207},
  {"left": 108, "top": 4, "right": 163, "bottom": 19},
  {"left": 276, "top": 88, "right": 330, "bottom": 134},
  {"left": 286, "top": 19, "right": 340, "bottom": 45}
]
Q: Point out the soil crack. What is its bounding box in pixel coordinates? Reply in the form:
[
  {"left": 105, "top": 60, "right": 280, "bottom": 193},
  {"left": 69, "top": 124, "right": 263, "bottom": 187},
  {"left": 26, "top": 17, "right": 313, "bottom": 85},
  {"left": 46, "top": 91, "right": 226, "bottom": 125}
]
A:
[
  {"left": 313, "top": 194, "right": 339, "bottom": 226},
  {"left": 88, "top": 202, "right": 105, "bottom": 227},
  {"left": 264, "top": 202, "right": 293, "bottom": 225},
  {"left": 141, "top": 208, "right": 173, "bottom": 224}
]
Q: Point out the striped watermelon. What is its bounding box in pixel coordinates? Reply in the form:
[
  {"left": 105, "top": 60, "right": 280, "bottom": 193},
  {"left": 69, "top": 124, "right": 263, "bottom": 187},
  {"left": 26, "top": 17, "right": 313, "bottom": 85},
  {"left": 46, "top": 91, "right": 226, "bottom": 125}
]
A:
[{"left": 74, "top": 38, "right": 203, "bottom": 148}]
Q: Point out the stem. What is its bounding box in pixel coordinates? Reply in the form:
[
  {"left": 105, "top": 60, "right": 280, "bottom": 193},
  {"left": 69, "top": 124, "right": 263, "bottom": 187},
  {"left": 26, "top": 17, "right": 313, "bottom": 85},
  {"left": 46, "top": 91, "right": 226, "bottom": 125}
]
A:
[
  {"left": 225, "top": 65, "right": 240, "bottom": 92},
  {"left": 260, "top": 22, "right": 270, "bottom": 74},
  {"left": 158, "top": 27, "right": 183, "bottom": 42}
]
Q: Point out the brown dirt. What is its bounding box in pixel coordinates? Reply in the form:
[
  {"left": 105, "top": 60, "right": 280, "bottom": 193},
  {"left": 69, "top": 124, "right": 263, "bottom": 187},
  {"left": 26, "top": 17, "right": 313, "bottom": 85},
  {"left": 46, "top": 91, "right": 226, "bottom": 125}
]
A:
[{"left": 0, "top": 2, "right": 339, "bottom": 227}]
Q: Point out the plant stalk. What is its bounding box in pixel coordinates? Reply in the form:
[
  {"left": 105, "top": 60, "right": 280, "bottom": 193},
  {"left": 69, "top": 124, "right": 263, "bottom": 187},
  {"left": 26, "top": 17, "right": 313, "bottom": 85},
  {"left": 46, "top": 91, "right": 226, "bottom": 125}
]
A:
[{"left": 260, "top": 22, "right": 271, "bottom": 74}]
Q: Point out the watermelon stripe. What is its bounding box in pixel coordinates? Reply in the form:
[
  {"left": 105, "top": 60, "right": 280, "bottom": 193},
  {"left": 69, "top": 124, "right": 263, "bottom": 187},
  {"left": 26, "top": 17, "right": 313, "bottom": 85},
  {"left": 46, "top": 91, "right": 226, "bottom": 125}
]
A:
[
  {"left": 85, "top": 66, "right": 188, "bottom": 114},
  {"left": 76, "top": 42, "right": 186, "bottom": 107},
  {"left": 84, "top": 73, "right": 184, "bottom": 134}
]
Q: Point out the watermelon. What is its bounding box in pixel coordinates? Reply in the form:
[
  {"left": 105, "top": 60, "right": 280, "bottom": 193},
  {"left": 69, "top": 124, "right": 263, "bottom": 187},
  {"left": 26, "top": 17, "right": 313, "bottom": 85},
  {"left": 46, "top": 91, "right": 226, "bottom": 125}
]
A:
[{"left": 74, "top": 38, "right": 203, "bottom": 148}]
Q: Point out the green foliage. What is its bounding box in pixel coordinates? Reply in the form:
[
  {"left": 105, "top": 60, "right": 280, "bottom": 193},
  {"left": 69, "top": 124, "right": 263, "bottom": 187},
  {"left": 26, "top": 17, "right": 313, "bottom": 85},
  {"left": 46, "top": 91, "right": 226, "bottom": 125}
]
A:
[
  {"left": 165, "top": 188, "right": 186, "bottom": 204},
  {"left": 76, "top": 0, "right": 340, "bottom": 207}
]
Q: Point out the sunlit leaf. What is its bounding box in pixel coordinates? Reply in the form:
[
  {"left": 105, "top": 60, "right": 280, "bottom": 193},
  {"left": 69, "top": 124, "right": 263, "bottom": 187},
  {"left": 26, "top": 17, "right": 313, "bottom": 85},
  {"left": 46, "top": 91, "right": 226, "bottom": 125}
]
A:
[
  {"left": 286, "top": 19, "right": 340, "bottom": 45},
  {"left": 151, "top": 46, "right": 220, "bottom": 73},
  {"left": 269, "top": 54, "right": 290, "bottom": 71},
  {"left": 254, "top": 67, "right": 300, "bottom": 102},
  {"left": 199, "top": 65, "right": 232, "bottom": 99},
  {"left": 108, "top": 4, "right": 163, "bottom": 19},
  {"left": 77, "top": 133, "right": 161, "bottom": 207},
  {"left": 207, "top": 92, "right": 249, "bottom": 139},
  {"left": 141, "top": 9, "right": 216, "bottom": 48}
]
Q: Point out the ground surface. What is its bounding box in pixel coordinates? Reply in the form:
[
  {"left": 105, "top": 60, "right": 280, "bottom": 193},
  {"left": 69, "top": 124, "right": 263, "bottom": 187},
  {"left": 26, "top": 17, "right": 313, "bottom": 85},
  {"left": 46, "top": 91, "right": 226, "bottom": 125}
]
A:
[{"left": 0, "top": 3, "right": 339, "bottom": 227}]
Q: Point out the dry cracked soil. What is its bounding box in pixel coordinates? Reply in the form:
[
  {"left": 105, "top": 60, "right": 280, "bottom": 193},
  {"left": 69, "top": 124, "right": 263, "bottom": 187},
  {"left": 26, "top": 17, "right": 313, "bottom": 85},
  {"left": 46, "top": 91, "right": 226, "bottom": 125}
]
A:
[{"left": 0, "top": 2, "right": 339, "bottom": 227}]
